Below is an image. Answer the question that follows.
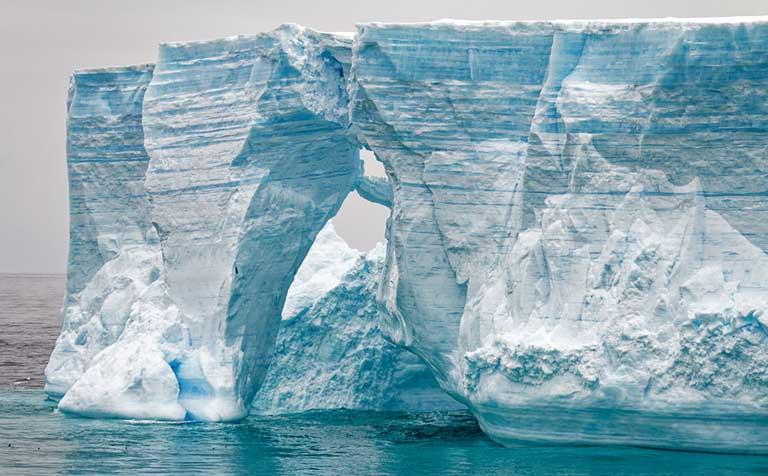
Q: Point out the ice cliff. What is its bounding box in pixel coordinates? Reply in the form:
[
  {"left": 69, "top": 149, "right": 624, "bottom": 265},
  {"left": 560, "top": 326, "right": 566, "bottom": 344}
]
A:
[
  {"left": 47, "top": 17, "right": 768, "bottom": 453},
  {"left": 46, "top": 27, "right": 452, "bottom": 420},
  {"left": 44, "top": 64, "right": 162, "bottom": 398},
  {"left": 351, "top": 18, "right": 768, "bottom": 452}
]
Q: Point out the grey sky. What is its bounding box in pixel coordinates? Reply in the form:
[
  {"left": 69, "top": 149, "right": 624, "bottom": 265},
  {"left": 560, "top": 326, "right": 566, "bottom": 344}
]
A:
[{"left": 1, "top": 0, "right": 765, "bottom": 273}]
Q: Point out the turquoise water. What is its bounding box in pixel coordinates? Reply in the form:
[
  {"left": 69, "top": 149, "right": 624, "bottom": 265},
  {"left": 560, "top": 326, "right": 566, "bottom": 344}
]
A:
[
  {"left": 2, "top": 390, "right": 768, "bottom": 476},
  {"left": 3, "top": 274, "right": 768, "bottom": 474}
]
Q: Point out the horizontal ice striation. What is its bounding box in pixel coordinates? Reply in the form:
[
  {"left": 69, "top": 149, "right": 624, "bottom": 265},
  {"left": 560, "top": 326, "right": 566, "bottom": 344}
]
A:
[
  {"left": 355, "top": 175, "right": 393, "bottom": 207},
  {"left": 45, "top": 65, "right": 163, "bottom": 398},
  {"left": 351, "top": 18, "right": 768, "bottom": 452},
  {"left": 253, "top": 222, "right": 462, "bottom": 413},
  {"left": 48, "top": 17, "right": 768, "bottom": 451},
  {"left": 48, "top": 26, "right": 375, "bottom": 422},
  {"left": 137, "top": 25, "right": 361, "bottom": 421}
]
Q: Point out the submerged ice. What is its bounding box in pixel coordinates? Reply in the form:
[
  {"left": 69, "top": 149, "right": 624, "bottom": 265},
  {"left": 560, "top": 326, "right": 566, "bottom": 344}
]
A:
[{"left": 47, "top": 17, "right": 768, "bottom": 453}]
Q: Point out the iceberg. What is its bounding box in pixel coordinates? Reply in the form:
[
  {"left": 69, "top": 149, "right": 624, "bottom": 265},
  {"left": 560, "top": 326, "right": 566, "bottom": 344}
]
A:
[
  {"left": 47, "top": 17, "right": 768, "bottom": 453},
  {"left": 44, "top": 64, "right": 162, "bottom": 398},
  {"left": 351, "top": 18, "right": 768, "bottom": 452}
]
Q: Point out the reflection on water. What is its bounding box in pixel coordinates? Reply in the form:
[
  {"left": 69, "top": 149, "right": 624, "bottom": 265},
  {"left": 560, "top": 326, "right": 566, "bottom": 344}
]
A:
[{"left": 2, "top": 390, "right": 768, "bottom": 476}]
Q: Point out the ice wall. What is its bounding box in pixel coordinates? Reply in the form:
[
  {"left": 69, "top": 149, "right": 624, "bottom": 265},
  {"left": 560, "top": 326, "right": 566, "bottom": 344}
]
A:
[
  {"left": 350, "top": 18, "right": 768, "bottom": 452},
  {"left": 44, "top": 65, "right": 162, "bottom": 397},
  {"left": 48, "top": 17, "right": 768, "bottom": 453}
]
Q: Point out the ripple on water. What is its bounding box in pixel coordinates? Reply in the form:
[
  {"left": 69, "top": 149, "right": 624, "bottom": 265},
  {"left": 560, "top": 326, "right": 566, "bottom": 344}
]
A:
[
  {"left": 3, "top": 275, "right": 768, "bottom": 474},
  {"left": 3, "top": 390, "right": 768, "bottom": 476},
  {"left": 0, "top": 274, "right": 64, "bottom": 389}
]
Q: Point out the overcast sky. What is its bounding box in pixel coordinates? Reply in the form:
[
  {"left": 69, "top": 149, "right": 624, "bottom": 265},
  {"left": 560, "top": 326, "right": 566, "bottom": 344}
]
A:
[{"left": 1, "top": 0, "right": 766, "bottom": 274}]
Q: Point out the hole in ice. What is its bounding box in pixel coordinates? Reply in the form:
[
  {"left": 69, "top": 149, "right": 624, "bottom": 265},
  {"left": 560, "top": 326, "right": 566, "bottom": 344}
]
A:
[
  {"left": 360, "top": 149, "right": 386, "bottom": 178},
  {"left": 334, "top": 149, "right": 388, "bottom": 252}
]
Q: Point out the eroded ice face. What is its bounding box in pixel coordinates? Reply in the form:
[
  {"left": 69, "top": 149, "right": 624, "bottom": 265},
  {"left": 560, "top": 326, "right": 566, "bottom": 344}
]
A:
[
  {"left": 351, "top": 18, "right": 768, "bottom": 452},
  {"left": 47, "top": 17, "right": 768, "bottom": 454},
  {"left": 49, "top": 26, "right": 363, "bottom": 421}
]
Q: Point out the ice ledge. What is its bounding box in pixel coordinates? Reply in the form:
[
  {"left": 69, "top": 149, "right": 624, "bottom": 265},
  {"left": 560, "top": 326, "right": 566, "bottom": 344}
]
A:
[{"left": 355, "top": 16, "right": 768, "bottom": 38}]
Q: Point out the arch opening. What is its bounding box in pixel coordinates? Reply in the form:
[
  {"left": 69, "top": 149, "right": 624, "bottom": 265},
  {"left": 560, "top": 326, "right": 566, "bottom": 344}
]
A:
[{"left": 334, "top": 149, "right": 390, "bottom": 252}]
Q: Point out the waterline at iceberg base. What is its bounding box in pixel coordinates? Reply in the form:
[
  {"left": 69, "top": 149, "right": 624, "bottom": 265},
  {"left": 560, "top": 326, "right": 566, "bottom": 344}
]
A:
[{"left": 46, "top": 17, "right": 768, "bottom": 453}]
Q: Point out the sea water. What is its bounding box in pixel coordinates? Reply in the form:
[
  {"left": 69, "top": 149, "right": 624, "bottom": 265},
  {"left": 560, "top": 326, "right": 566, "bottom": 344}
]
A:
[{"left": 3, "top": 273, "right": 768, "bottom": 475}]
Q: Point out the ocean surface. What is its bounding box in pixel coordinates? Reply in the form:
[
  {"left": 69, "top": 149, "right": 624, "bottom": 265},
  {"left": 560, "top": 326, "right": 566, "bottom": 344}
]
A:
[
  {"left": 3, "top": 273, "right": 768, "bottom": 475},
  {"left": 0, "top": 273, "right": 63, "bottom": 389}
]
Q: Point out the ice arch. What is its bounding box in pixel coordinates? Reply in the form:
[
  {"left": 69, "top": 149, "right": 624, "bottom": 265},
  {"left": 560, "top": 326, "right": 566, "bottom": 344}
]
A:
[
  {"left": 48, "top": 26, "right": 391, "bottom": 421},
  {"left": 47, "top": 25, "right": 401, "bottom": 421},
  {"left": 139, "top": 26, "right": 364, "bottom": 420}
]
